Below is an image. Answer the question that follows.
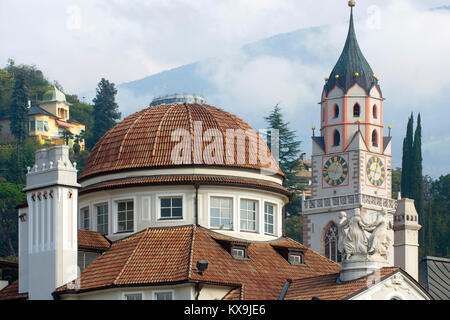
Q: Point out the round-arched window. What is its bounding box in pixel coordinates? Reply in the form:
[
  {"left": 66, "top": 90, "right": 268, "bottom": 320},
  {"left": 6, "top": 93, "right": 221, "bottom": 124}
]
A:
[
  {"left": 353, "top": 103, "right": 360, "bottom": 117},
  {"left": 333, "top": 104, "right": 339, "bottom": 118},
  {"left": 333, "top": 130, "right": 340, "bottom": 147},
  {"left": 373, "top": 105, "right": 378, "bottom": 119},
  {"left": 372, "top": 130, "right": 378, "bottom": 147}
]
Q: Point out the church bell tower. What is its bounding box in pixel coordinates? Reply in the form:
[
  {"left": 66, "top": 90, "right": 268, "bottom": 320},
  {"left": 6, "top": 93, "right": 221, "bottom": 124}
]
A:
[{"left": 302, "top": 1, "right": 396, "bottom": 265}]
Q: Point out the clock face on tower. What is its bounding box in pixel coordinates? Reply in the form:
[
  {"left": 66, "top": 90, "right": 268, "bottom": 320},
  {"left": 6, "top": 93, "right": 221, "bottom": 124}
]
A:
[
  {"left": 366, "top": 156, "right": 386, "bottom": 187},
  {"left": 323, "top": 156, "right": 348, "bottom": 186}
]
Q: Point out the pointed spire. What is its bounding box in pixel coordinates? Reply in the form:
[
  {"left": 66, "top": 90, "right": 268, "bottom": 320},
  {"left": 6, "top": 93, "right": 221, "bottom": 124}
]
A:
[{"left": 324, "top": 2, "right": 381, "bottom": 97}]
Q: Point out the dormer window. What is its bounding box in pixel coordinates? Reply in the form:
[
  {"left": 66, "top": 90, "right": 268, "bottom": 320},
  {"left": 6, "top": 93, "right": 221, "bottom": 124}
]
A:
[
  {"left": 232, "top": 247, "right": 246, "bottom": 259},
  {"left": 272, "top": 245, "right": 306, "bottom": 266},
  {"left": 214, "top": 238, "right": 249, "bottom": 260},
  {"left": 288, "top": 252, "right": 305, "bottom": 265}
]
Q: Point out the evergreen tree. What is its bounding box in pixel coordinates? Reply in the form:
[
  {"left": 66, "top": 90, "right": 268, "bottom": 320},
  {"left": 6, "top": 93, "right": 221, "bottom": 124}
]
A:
[
  {"left": 9, "top": 69, "right": 29, "bottom": 142},
  {"left": 401, "top": 113, "right": 414, "bottom": 198},
  {"left": 92, "top": 78, "right": 121, "bottom": 147},
  {"left": 412, "top": 114, "right": 425, "bottom": 238},
  {"left": 264, "top": 104, "right": 302, "bottom": 188},
  {"left": 264, "top": 104, "right": 303, "bottom": 218}
]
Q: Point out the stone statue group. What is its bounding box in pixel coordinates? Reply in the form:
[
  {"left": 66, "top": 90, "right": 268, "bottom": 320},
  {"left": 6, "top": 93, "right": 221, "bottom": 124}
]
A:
[{"left": 338, "top": 208, "right": 393, "bottom": 261}]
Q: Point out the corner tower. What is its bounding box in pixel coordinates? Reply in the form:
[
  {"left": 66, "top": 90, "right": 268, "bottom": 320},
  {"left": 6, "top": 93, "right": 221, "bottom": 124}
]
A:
[{"left": 302, "top": 1, "right": 396, "bottom": 264}]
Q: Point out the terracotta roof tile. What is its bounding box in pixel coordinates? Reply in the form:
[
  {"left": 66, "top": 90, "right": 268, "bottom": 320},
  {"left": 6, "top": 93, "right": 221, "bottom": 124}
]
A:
[
  {"left": 284, "top": 266, "right": 401, "bottom": 300},
  {"left": 79, "top": 103, "right": 284, "bottom": 181},
  {"left": 0, "top": 281, "right": 28, "bottom": 300},
  {"left": 78, "top": 229, "right": 110, "bottom": 251},
  {"left": 79, "top": 175, "right": 291, "bottom": 197},
  {"left": 56, "top": 225, "right": 341, "bottom": 299}
]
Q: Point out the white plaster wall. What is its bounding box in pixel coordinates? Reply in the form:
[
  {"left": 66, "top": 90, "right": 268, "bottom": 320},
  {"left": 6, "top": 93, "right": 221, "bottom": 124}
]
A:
[
  {"left": 60, "top": 283, "right": 229, "bottom": 300},
  {"left": 79, "top": 184, "right": 288, "bottom": 242},
  {"left": 18, "top": 207, "right": 28, "bottom": 294},
  {"left": 351, "top": 272, "right": 429, "bottom": 300}
]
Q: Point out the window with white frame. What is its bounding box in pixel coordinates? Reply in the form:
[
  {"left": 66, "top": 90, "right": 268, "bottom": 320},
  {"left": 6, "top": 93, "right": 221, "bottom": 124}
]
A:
[
  {"left": 264, "top": 203, "right": 276, "bottom": 235},
  {"left": 160, "top": 197, "right": 182, "bottom": 219},
  {"left": 240, "top": 199, "right": 258, "bottom": 232},
  {"left": 96, "top": 204, "right": 108, "bottom": 235},
  {"left": 153, "top": 291, "right": 173, "bottom": 300},
  {"left": 123, "top": 293, "right": 142, "bottom": 300},
  {"left": 81, "top": 207, "right": 89, "bottom": 230},
  {"left": 210, "top": 197, "right": 233, "bottom": 230},
  {"left": 288, "top": 252, "right": 304, "bottom": 265},
  {"left": 117, "top": 200, "right": 134, "bottom": 233}
]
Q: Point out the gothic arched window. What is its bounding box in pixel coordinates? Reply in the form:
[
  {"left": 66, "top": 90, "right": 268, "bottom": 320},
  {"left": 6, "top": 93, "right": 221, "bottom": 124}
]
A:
[
  {"left": 333, "top": 104, "right": 339, "bottom": 118},
  {"left": 373, "top": 105, "right": 378, "bottom": 119},
  {"left": 324, "top": 223, "right": 342, "bottom": 263},
  {"left": 372, "top": 129, "right": 378, "bottom": 147},
  {"left": 353, "top": 103, "right": 360, "bottom": 117},
  {"left": 332, "top": 130, "right": 340, "bottom": 147}
]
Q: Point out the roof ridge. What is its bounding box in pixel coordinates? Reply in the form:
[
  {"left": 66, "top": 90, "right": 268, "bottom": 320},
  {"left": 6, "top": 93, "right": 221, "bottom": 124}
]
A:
[
  {"left": 117, "top": 111, "right": 145, "bottom": 161},
  {"left": 187, "top": 224, "right": 197, "bottom": 280},
  {"left": 152, "top": 105, "right": 176, "bottom": 157},
  {"left": 113, "top": 229, "right": 148, "bottom": 285}
]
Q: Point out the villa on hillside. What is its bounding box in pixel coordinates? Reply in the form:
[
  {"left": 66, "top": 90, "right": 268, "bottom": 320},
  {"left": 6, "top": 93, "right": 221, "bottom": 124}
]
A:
[{"left": 0, "top": 86, "right": 85, "bottom": 149}]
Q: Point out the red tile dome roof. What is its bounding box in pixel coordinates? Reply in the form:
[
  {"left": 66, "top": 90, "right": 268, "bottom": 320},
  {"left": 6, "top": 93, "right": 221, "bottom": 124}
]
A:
[{"left": 79, "top": 103, "right": 284, "bottom": 181}]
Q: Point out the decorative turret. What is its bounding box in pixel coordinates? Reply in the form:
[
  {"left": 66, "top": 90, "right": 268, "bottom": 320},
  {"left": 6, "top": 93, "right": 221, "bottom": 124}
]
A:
[
  {"left": 324, "top": 1, "right": 381, "bottom": 97},
  {"left": 19, "top": 145, "right": 80, "bottom": 299},
  {"left": 393, "top": 198, "right": 421, "bottom": 281}
]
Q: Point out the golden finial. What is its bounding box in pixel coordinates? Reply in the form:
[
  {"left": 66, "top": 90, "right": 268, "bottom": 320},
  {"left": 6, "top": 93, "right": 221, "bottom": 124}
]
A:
[
  {"left": 355, "top": 72, "right": 359, "bottom": 77},
  {"left": 388, "top": 125, "right": 392, "bottom": 129},
  {"left": 335, "top": 74, "right": 340, "bottom": 79},
  {"left": 348, "top": 1, "right": 356, "bottom": 8},
  {"left": 324, "top": 77, "right": 329, "bottom": 81}
]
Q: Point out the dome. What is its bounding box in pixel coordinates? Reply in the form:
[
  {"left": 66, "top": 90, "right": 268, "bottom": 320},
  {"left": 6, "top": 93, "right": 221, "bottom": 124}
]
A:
[
  {"left": 41, "top": 86, "right": 67, "bottom": 104},
  {"left": 79, "top": 103, "right": 284, "bottom": 181}
]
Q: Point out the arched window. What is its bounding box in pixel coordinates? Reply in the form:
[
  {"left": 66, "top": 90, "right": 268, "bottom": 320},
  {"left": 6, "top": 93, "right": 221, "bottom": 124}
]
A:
[
  {"left": 324, "top": 223, "right": 341, "bottom": 262},
  {"left": 322, "top": 107, "right": 325, "bottom": 122},
  {"left": 333, "top": 104, "right": 339, "bottom": 118},
  {"left": 353, "top": 103, "right": 360, "bottom": 117},
  {"left": 332, "top": 130, "right": 340, "bottom": 147},
  {"left": 373, "top": 105, "right": 378, "bottom": 119},
  {"left": 372, "top": 130, "right": 378, "bottom": 147}
]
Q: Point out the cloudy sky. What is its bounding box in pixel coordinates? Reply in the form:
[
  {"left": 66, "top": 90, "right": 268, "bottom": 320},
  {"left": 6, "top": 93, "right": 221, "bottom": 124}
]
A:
[{"left": 1, "top": 0, "right": 449, "bottom": 177}]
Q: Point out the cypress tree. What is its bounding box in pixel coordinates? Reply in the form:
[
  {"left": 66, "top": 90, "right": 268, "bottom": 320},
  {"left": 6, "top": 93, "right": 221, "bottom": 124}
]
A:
[
  {"left": 9, "top": 69, "right": 29, "bottom": 142},
  {"left": 92, "top": 78, "right": 121, "bottom": 146},
  {"left": 412, "top": 114, "right": 424, "bottom": 215},
  {"left": 401, "top": 113, "right": 414, "bottom": 198},
  {"left": 412, "top": 114, "right": 426, "bottom": 250}
]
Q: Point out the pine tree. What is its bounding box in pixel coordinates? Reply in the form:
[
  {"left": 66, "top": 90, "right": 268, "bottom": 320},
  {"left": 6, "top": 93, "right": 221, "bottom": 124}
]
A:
[
  {"left": 92, "top": 78, "right": 121, "bottom": 146},
  {"left": 401, "top": 113, "right": 414, "bottom": 198},
  {"left": 265, "top": 104, "right": 303, "bottom": 221},
  {"left": 9, "top": 69, "right": 29, "bottom": 142},
  {"left": 264, "top": 104, "right": 302, "bottom": 189}
]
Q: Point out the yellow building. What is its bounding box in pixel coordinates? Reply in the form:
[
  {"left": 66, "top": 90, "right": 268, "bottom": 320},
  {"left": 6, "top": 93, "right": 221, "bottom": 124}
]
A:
[{"left": 0, "top": 87, "right": 85, "bottom": 150}]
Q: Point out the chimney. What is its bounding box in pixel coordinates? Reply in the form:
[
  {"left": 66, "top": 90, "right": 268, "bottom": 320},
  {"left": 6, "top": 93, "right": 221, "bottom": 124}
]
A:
[{"left": 393, "top": 198, "right": 421, "bottom": 281}]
